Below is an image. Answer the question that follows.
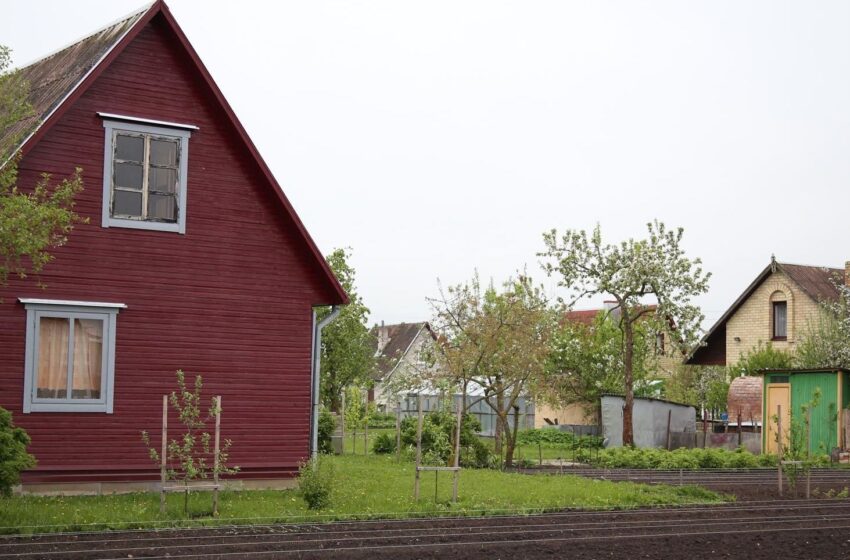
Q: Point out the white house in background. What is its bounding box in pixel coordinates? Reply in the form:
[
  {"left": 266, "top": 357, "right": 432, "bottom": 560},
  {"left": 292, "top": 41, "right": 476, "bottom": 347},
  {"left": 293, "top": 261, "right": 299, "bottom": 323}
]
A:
[{"left": 369, "top": 322, "right": 438, "bottom": 410}]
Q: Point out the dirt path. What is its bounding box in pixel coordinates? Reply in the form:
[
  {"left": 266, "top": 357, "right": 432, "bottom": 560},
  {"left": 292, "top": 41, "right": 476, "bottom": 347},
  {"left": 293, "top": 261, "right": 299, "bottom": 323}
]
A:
[{"left": 3, "top": 498, "right": 850, "bottom": 559}]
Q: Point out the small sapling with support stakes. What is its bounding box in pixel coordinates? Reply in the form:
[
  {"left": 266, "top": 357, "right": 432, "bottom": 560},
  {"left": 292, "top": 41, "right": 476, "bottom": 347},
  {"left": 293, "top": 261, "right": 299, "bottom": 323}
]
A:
[{"left": 141, "top": 370, "right": 238, "bottom": 516}]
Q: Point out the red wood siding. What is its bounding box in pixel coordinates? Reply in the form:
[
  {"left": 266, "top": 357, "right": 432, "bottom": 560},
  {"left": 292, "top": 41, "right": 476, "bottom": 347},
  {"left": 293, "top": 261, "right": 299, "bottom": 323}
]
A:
[{"left": 0, "top": 15, "right": 334, "bottom": 482}]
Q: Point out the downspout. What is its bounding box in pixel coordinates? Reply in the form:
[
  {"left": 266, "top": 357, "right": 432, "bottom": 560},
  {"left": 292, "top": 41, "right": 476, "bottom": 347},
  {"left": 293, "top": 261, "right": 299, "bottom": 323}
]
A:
[{"left": 310, "top": 305, "right": 342, "bottom": 461}]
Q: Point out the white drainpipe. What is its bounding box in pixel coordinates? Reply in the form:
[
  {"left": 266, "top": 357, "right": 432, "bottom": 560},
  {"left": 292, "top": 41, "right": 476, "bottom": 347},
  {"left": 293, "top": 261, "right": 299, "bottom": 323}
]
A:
[{"left": 310, "top": 305, "right": 342, "bottom": 460}]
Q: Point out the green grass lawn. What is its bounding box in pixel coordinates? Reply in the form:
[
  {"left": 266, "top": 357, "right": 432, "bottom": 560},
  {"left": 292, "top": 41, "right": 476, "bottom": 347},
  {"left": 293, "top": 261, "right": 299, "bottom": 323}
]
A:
[{"left": 0, "top": 454, "right": 726, "bottom": 535}]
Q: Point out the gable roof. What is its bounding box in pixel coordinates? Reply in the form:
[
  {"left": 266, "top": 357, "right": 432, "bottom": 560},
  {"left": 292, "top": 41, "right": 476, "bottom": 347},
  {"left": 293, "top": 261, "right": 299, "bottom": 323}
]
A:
[
  {"left": 2, "top": 0, "right": 348, "bottom": 306},
  {"left": 686, "top": 260, "right": 845, "bottom": 365},
  {"left": 371, "top": 322, "right": 432, "bottom": 380}
]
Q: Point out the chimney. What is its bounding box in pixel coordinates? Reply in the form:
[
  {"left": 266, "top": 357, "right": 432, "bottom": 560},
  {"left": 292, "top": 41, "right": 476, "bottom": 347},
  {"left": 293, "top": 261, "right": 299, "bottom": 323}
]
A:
[
  {"left": 376, "top": 322, "right": 389, "bottom": 353},
  {"left": 603, "top": 299, "right": 621, "bottom": 321}
]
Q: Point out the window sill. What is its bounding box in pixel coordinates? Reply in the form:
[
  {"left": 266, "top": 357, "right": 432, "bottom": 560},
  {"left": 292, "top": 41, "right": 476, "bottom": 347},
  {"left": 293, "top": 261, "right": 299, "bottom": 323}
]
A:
[
  {"left": 104, "top": 216, "right": 184, "bottom": 234},
  {"left": 26, "top": 402, "right": 112, "bottom": 413},
  {"left": 772, "top": 337, "right": 788, "bottom": 342}
]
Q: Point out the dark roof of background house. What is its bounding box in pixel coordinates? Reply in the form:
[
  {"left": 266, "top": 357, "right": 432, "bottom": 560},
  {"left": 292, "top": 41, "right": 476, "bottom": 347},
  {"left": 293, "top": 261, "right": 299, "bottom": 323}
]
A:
[
  {"left": 781, "top": 264, "right": 844, "bottom": 303},
  {"left": 371, "top": 322, "right": 429, "bottom": 380},
  {"left": 564, "top": 305, "right": 658, "bottom": 327},
  {"left": 1, "top": 7, "right": 148, "bottom": 155},
  {"left": 564, "top": 309, "right": 601, "bottom": 326}
]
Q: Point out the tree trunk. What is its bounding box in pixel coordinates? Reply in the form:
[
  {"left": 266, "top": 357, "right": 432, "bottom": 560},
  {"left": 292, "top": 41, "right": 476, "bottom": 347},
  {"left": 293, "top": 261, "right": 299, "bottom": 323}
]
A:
[
  {"left": 494, "top": 390, "right": 504, "bottom": 456},
  {"left": 504, "top": 405, "right": 521, "bottom": 467},
  {"left": 622, "top": 322, "right": 635, "bottom": 447}
]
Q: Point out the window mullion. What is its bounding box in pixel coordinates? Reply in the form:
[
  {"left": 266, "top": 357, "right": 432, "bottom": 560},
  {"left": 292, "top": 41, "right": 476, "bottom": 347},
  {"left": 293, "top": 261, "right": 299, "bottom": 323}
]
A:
[
  {"left": 66, "top": 316, "right": 74, "bottom": 400},
  {"left": 142, "top": 135, "right": 151, "bottom": 220}
]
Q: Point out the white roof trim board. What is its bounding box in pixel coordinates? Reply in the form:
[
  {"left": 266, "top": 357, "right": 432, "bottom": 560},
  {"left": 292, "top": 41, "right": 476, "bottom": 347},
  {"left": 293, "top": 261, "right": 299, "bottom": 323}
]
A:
[{"left": 18, "top": 298, "right": 128, "bottom": 309}]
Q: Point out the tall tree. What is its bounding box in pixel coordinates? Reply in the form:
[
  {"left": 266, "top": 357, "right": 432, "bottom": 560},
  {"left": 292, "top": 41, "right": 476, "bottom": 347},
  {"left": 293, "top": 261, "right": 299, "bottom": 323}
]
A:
[
  {"left": 0, "top": 45, "right": 85, "bottom": 289},
  {"left": 319, "top": 248, "right": 375, "bottom": 412},
  {"left": 542, "top": 311, "right": 655, "bottom": 423},
  {"left": 540, "top": 221, "right": 709, "bottom": 446},
  {"left": 429, "top": 273, "right": 552, "bottom": 467},
  {"left": 797, "top": 278, "right": 850, "bottom": 369}
]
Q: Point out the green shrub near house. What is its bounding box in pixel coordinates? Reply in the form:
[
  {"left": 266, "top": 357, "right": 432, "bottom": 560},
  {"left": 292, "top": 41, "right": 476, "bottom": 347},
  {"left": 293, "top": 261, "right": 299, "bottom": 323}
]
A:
[{"left": 0, "top": 406, "right": 36, "bottom": 497}]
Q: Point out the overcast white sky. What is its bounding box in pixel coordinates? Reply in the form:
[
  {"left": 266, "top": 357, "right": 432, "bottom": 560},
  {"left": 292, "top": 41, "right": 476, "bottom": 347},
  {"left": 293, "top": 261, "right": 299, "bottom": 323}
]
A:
[{"left": 3, "top": 1, "right": 849, "bottom": 329}]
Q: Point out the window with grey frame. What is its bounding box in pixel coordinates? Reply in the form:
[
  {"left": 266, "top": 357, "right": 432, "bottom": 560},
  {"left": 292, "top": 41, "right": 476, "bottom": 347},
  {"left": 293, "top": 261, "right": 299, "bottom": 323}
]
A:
[
  {"left": 111, "top": 131, "right": 181, "bottom": 222},
  {"left": 21, "top": 300, "right": 123, "bottom": 413},
  {"left": 100, "top": 116, "right": 193, "bottom": 234},
  {"left": 772, "top": 301, "right": 787, "bottom": 340}
]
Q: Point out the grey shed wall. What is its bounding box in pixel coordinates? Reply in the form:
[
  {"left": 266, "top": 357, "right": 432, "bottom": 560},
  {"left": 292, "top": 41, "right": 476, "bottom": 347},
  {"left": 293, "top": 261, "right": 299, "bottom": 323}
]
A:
[{"left": 601, "top": 395, "right": 696, "bottom": 448}]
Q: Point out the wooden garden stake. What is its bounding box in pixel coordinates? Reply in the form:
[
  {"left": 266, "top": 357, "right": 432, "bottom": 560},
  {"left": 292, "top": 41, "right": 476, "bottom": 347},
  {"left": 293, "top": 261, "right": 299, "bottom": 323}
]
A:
[
  {"left": 396, "top": 399, "right": 402, "bottom": 463},
  {"left": 414, "top": 394, "right": 423, "bottom": 499},
  {"left": 363, "top": 389, "right": 369, "bottom": 455},
  {"left": 806, "top": 407, "right": 812, "bottom": 499},
  {"left": 160, "top": 394, "right": 168, "bottom": 514},
  {"left": 452, "top": 395, "right": 462, "bottom": 503},
  {"left": 213, "top": 396, "right": 221, "bottom": 517},
  {"left": 737, "top": 411, "right": 742, "bottom": 447},
  {"left": 341, "top": 390, "right": 346, "bottom": 454},
  {"left": 777, "top": 404, "right": 783, "bottom": 497}
]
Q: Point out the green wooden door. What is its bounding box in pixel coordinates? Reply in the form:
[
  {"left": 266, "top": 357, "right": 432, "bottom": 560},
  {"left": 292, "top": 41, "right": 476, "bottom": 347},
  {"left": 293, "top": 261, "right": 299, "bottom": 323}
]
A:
[{"left": 790, "top": 373, "right": 838, "bottom": 455}]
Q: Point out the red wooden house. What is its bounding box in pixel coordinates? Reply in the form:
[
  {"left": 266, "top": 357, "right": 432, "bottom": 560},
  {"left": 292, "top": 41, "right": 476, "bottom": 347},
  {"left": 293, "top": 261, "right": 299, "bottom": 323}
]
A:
[{"left": 0, "top": 1, "right": 348, "bottom": 493}]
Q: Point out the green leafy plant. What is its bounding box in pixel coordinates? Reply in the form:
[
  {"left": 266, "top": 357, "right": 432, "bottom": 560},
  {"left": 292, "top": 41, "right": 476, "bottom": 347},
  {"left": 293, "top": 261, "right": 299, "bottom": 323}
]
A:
[
  {"left": 141, "top": 370, "right": 239, "bottom": 515},
  {"left": 400, "top": 410, "right": 491, "bottom": 467},
  {"left": 586, "top": 446, "right": 767, "bottom": 470},
  {"left": 317, "top": 410, "right": 336, "bottom": 455},
  {"left": 516, "top": 428, "right": 604, "bottom": 450},
  {"left": 1, "top": 45, "right": 86, "bottom": 291},
  {"left": 372, "top": 432, "right": 397, "bottom": 454},
  {"left": 298, "top": 458, "right": 333, "bottom": 510},
  {"left": 0, "top": 406, "right": 36, "bottom": 496}
]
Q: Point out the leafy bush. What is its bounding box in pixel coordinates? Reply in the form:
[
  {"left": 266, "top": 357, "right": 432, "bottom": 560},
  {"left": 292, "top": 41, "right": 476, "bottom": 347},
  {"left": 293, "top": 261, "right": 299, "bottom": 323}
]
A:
[
  {"left": 318, "top": 410, "right": 336, "bottom": 454},
  {"left": 400, "top": 410, "right": 491, "bottom": 467},
  {"left": 372, "top": 432, "right": 397, "bottom": 454},
  {"left": 516, "top": 428, "right": 603, "bottom": 449},
  {"left": 463, "top": 438, "right": 495, "bottom": 469},
  {"left": 0, "top": 406, "right": 36, "bottom": 496},
  {"left": 590, "top": 446, "right": 769, "bottom": 470},
  {"left": 298, "top": 458, "right": 333, "bottom": 510}
]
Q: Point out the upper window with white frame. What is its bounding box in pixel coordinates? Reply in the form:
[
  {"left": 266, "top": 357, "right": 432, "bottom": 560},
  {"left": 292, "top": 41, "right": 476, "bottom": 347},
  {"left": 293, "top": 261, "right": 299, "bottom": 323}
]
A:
[
  {"left": 20, "top": 299, "right": 125, "bottom": 413},
  {"left": 100, "top": 115, "right": 196, "bottom": 234}
]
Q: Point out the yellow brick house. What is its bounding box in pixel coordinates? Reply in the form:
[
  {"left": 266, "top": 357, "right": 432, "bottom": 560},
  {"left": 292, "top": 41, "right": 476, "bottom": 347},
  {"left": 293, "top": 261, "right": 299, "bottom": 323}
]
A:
[{"left": 687, "top": 257, "right": 848, "bottom": 368}]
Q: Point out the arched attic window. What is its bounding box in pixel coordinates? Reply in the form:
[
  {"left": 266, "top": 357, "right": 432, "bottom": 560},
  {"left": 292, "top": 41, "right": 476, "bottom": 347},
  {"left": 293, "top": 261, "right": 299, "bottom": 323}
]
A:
[{"left": 770, "top": 290, "right": 788, "bottom": 341}]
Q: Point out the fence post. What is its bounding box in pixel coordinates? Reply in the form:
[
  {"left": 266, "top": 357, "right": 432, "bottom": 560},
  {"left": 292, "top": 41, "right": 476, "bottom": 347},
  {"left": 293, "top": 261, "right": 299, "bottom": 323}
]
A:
[
  {"left": 213, "top": 396, "right": 221, "bottom": 517},
  {"left": 363, "top": 389, "right": 368, "bottom": 455},
  {"left": 452, "top": 394, "right": 462, "bottom": 503},
  {"left": 737, "top": 410, "right": 742, "bottom": 448},
  {"left": 666, "top": 409, "right": 672, "bottom": 450},
  {"left": 414, "top": 394, "right": 423, "bottom": 499},
  {"left": 160, "top": 394, "right": 167, "bottom": 514},
  {"left": 396, "top": 399, "right": 402, "bottom": 463},
  {"left": 806, "top": 407, "right": 812, "bottom": 499},
  {"left": 777, "top": 404, "right": 783, "bottom": 497},
  {"left": 341, "top": 390, "right": 346, "bottom": 454}
]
